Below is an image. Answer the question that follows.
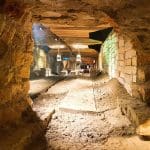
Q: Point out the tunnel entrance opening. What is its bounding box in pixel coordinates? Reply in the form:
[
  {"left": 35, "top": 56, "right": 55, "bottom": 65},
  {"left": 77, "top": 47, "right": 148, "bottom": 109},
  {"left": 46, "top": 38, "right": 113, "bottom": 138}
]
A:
[{"left": 29, "top": 23, "right": 101, "bottom": 99}]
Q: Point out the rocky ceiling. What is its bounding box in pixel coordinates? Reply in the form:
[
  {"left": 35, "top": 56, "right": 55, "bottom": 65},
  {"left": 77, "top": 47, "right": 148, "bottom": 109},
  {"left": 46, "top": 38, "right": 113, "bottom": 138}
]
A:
[
  {"left": 34, "top": 0, "right": 150, "bottom": 52},
  {"left": 2, "top": 0, "right": 150, "bottom": 53},
  {"left": 32, "top": 0, "right": 113, "bottom": 56}
]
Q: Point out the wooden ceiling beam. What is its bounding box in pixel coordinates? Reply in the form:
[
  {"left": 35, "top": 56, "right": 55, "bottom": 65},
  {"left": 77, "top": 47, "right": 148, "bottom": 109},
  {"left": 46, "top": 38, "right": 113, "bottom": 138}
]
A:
[{"left": 50, "top": 29, "right": 94, "bottom": 38}]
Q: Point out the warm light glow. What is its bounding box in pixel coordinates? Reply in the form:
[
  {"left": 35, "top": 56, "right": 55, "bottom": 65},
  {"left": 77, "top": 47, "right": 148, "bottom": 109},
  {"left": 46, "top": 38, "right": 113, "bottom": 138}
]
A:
[
  {"left": 76, "top": 54, "right": 81, "bottom": 62},
  {"left": 50, "top": 44, "right": 65, "bottom": 49},
  {"left": 39, "top": 50, "right": 45, "bottom": 57},
  {"left": 57, "top": 54, "right": 62, "bottom": 61},
  {"left": 72, "top": 43, "right": 88, "bottom": 49}
]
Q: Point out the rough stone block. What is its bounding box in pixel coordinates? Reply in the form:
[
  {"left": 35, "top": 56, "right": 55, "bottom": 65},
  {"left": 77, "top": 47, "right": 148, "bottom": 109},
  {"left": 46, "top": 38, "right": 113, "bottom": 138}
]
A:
[
  {"left": 125, "top": 50, "right": 136, "bottom": 59},
  {"left": 120, "top": 72, "right": 125, "bottom": 78},
  {"left": 119, "top": 48, "right": 125, "bottom": 53},
  {"left": 125, "top": 66, "right": 137, "bottom": 74},
  {"left": 119, "top": 37, "right": 124, "bottom": 47},
  {"left": 125, "top": 40, "right": 133, "bottom": 50},
  {"left": 132, "top": 66, "right": 137, "bottom": 74},
  {"left": 118, "top": 53, "right": 124, "bottom": 60},
  {"left": 119, "top": 61, "right": 125, "bottom": 66},
  {"left": 117, "top": 66, "right": 122, "bottom": 71},
  {"left": 125, "top": 66, "right": 133, "bottom": 74},
  {"left": 137, "top": 68, "right": 145, "bottom": 82},
  {"left": 132, "top": 57, "right": 137, "bottom": 66},
  {"left": 125, "top": 59, "right": 132, "bottom": 66}
]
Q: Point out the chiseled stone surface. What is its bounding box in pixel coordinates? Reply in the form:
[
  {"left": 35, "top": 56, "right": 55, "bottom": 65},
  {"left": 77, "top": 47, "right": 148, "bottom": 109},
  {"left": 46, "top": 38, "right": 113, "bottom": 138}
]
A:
[
  {"left": 0, "top": 2, "right": 34, "bottom": 125},
  {"left": 0, "top": 2, "right": 45, "bottom": 149}
]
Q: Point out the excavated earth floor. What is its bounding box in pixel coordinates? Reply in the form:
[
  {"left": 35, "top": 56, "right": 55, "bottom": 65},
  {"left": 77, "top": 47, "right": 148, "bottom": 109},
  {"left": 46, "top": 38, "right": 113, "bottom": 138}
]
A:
[{"left": 29, "top": 75, "right": 150, "bottom": 150}]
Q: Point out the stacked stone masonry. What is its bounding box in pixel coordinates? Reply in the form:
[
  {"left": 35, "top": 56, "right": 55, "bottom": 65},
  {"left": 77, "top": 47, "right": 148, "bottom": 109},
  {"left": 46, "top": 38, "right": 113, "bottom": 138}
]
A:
[
  {"left": 117, "top": 33, "right": 137, "bottom": 95},
  {"left": 101, "top": 30, "right": 150, "bottom": 103}
]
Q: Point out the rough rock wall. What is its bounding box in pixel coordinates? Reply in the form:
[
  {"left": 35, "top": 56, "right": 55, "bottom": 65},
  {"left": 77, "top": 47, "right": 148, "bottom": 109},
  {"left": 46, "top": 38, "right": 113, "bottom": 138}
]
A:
[
  {"left": 81, "top": 0, "right": 133, "bottom": 10},
  {"left": 0, "top": 1, "right": 33, "bottom": 125}
]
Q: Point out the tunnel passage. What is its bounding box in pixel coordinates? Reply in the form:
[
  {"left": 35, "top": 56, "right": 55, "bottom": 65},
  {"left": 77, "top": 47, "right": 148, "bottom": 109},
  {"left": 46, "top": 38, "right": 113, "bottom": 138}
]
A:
[{"left": 0, "top": 0, "right": 150, "bottom": 149}]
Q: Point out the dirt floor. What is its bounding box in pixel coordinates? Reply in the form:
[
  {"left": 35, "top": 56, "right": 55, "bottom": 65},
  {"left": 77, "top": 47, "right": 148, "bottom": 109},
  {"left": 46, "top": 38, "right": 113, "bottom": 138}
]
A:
[{"left": 30, "top": 75, "right": 150, "bottom": 150}]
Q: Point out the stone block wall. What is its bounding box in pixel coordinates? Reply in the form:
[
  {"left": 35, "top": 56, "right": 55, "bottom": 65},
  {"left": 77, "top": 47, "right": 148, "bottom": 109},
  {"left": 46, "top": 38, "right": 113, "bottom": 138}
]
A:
[
  {"left": 117, "top": 33, "right": 138, "bottom": 95},
  {"left": 100, "top": 29, "right": 150, "bottom": 103},
  {"left": 100, "top": 30, "right": 142, "bottom": 98}
]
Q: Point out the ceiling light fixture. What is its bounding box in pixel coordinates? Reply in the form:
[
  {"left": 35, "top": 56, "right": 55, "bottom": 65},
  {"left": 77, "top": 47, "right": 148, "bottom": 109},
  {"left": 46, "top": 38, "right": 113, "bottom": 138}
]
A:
[
  {"left": 72, "top": 43, "right": 88, "bottom": 49},
  {"left": 76, "top": 44, "right": 82, "bottom": 62},
  {"left": 76, "top": 53, "right": 81, "bottom": 62},
  {"left": 50, "top": 44, "right": 65, "bottom": 49},
  {"left": 56, "top": 47, "right": 62, "bottom": 62}
]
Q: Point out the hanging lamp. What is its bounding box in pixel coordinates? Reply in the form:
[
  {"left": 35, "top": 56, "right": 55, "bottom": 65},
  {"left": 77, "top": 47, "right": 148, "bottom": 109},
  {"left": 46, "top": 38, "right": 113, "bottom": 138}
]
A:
[
  {"left": 56, "top": 47, "right": 62, "bottom": 61},
  {"left": 76, "top": 46, "right": 81, "bottom": 62}
]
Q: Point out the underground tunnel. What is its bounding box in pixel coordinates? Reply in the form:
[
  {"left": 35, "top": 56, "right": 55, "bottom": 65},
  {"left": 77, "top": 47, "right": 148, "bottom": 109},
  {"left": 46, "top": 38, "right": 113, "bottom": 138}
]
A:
[{"left": 0, "top": 0, "right": 150, "bottom": 149}]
